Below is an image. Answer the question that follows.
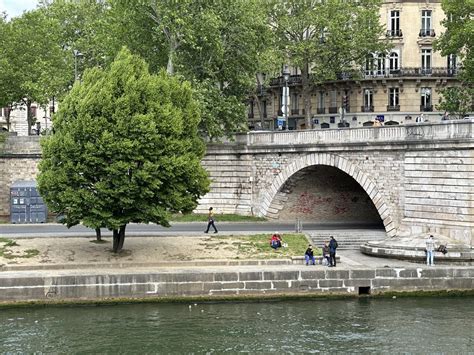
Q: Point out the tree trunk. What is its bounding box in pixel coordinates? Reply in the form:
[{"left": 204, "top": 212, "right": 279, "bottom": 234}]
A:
[
  {"left": 95, "top": 228, "right": 102, "bottom": 241},
  {"left": 26, "top": 100, "right": 33, "bottom": 136},
  {"left": 112, "top": 225, "right": 126, "bottom": 253}
]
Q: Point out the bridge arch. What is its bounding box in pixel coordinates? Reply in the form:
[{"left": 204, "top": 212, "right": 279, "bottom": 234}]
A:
[{"left": 258, "top": 152, "right": 396, "bottom": 236}]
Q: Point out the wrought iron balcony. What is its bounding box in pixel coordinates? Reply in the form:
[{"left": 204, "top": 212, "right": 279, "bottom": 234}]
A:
[
  {"left": 419, "top": 28, "right": 435, "bottom": 37},
  {"left": 291, "top": 109, "right": 300, "bottom": 115},
  {"left": 317, "top": 108, "right": 325, "bottom": 114},
  {"left": 328, "top": 107, "right": 338, "bottom": 114},
  {"left": 386, "top": 29, "right": 403, "bottom": 37},
  {"left": 420, "top": 105, "right": 433, "bottom": 112},
  {"left": 361, "top": 105, "right": 374, "bottom": 113},
  {"left": 387, "top": 105, "right": 400, "bottom": 112}
]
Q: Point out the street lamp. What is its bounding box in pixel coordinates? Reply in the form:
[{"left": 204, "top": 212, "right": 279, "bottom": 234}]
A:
[
  {"left": 282, "top": 64, "right": 290, "bottom": 130},
  {"left": 73, "top": 50, "right": 83, "bottom": 81}
]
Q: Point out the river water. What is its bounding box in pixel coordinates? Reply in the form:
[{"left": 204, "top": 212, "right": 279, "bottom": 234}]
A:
[{"left": 1, "top": 296, "right": 473, "bottom": 353}]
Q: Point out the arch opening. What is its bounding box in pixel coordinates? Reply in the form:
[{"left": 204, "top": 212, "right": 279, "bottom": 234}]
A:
[{"left": 271, "top": 165, "right": 383, "bottom": 227}]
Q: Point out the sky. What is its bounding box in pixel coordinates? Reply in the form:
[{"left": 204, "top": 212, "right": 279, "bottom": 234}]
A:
[{"left": 0, "top": 0, "right": 39, "bottom": 19}]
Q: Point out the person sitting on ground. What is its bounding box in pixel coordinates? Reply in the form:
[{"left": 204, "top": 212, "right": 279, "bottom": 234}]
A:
[
  {"left": 270, "top": 232, "right": 282, "bottom": 249},
  {"left": 305, "top": 245, "right": 316, "bottom": 265},
  {"left": 322, "top": 241, "right": 331, "bottom": 266}
]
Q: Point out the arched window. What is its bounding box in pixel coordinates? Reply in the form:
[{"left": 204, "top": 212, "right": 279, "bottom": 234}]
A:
[{"left": 389, "top": 52, "right": 399, "bottom": 73}]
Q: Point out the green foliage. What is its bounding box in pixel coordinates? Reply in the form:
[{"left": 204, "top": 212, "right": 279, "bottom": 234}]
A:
[
  {"left": 38, "top": 48, "right": 210, "bottom": 246},
  {"left": 0, "top": 238, "right": 39, "bottom": 259},
  {"left": 268, "top": 0, "right": 388, "bottom": 127},
  {"left": 436, "top": 0, "right": 474, "bottom": 84},
  {"left": 436, "top": 86, "right": 474, "bottom": 119}
]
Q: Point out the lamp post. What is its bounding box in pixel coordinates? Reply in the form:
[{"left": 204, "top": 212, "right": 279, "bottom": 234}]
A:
[
  {"left": 282, "top": 64, "right": 290, "bottom": 130},
  {"left": 73, "top": 50, "right": 83, "bottom": 81}
]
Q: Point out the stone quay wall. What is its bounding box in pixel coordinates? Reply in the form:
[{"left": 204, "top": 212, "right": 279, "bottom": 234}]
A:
[{"left": 0, "top": 266, "right": 472, "bottom": 303}]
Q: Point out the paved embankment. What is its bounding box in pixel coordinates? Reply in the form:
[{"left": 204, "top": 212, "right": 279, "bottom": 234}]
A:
[{"left": 0, "top": 253, "right": 472, "bottom": 304}]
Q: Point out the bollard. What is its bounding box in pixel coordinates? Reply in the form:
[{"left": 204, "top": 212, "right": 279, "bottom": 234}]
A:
[{"left": 295, "top": 218, "right": 303, "bottom": 233}]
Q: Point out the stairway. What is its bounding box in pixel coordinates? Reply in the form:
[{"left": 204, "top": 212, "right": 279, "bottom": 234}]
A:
[{"left": 308, "top": 229, "right": 387, "bottom": 250}]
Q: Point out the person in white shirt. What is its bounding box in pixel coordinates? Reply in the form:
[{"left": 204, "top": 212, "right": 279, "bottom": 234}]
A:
[{"left": 425, "top": 235, "right": 436, "bottom": 266}]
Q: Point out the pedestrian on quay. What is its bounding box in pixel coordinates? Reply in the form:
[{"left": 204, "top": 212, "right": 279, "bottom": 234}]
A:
[
  {"left": 329, "top": 236, "right": 338, "bottom": 267},
  {"left": 204, "top": 207, "right": 218, "bottom": 234},
  {"left": 322, "top": 241, "right": 331, "bottom": 266},
  {"left": 425, "top": 234, "right": 436, "bottom": 266},
  {"left": 305, "top": 245, "right": 316, "bottom": 265}
]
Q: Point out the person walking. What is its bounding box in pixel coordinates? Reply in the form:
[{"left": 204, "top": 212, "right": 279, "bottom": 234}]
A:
[
  {"left": 305, "top": 245, "right": 316, "bottom": 265},
  {"left": 425, "top": 235, "right": 436, "bottom": 266},
  {"left": 204, "top": 207, "right": 218, "bottom": 234},
  {"left": 329, "top": 236, "right": 338, "bottom": 267}
]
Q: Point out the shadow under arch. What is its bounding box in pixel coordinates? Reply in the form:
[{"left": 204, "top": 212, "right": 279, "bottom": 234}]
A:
[{"left": 259, "top": 152, "right": 396, "bottom": 237}]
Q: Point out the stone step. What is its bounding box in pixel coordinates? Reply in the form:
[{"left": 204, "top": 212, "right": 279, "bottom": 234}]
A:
[{"left": 309, "top": 230, "right": 387, "bottom": 250}]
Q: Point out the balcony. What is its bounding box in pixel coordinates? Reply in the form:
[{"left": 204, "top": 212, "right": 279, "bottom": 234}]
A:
[
  {"left": 269, "top": 75, "right": 303, "bottom": 87},
  {"left": 361, "top": 106, "right": 374, "bottom": 113},
  {"left": 248, "top": 112, "right": 254, "bottom": 119},
  {"left": 363, "top": 67, "right": 459, "bottom": 79},
  {"left": 387, "top": 105, "right": 400, "bottom": 112},
  {"left": 420, "top": 105, "right": 433, "bottom": 112},
  {"left": 317, "top": 108, "right": 325, "bottom": 114},
  {"left": 345, "top": 106, "right": 351, "bottom": 113},
  {"left": 328, "top": 107, "right": 338, "bottom": 114},
  {"left": 419, "top": 29, "right": 435, "bottom": 37},
  {"left": 291, "top": 109, "right": 300, "bottom": 115},
  {"left": 386, "top": 29, "right": 403, "bottom": 37}
]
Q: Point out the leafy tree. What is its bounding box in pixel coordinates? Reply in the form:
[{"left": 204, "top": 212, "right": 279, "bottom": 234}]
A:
[
  {"left": 268, "top": 0, "right": 388, "bottom": 128},
  {"left": 436, "top": 0, "right": 474, "bottom": 83},
  {"left": 0, "top": 9, "right": 69, "bottom": 134},
  {"left": 436, "top": 86, "right": 474, "bottom": 119},
  {"left": 38, "top": 48, "right": 210, "bottom": 253},
  {"left": 109, "top": 0, "right": 270, "bottom": 138},
  {"left": 435, "top": 0, "right": 473, "bottom": 118}
]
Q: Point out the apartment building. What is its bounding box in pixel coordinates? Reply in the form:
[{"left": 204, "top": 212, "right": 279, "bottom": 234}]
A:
[
  {"left": 249, "top": 0, "right": 460, "bottom": 130},
  {"left": 0, "top": 103, "right": 54, "bottom": 136}
]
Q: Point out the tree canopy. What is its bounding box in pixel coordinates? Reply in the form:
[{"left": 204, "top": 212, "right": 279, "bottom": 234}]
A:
[
  {"left": 38, "top": 48, "right": 210, "bottom": 252},
  {"left": 268, "top": 0, "right": 388, "bottom": 128}
]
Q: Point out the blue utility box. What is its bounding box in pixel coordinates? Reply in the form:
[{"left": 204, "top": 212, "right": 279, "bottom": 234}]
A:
[{"left": 10, "top": 181, "right": 47, "bottom": 224}]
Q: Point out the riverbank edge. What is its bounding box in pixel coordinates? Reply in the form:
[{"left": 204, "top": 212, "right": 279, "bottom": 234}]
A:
[
  {"left": 0, "top": 265, "right": 473, "bottom": 307},
  {"left": 1, "top": 289, "right": 473, "bottom": 309}
]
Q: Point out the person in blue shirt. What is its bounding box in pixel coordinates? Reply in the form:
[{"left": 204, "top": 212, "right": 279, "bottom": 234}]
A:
[{"left": 305, "top": 245, "right": 315, "bottom": 265}]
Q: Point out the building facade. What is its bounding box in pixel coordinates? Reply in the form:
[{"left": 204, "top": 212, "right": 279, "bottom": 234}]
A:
[
  {"left": 248, "top": 0, "right": 461, "bottom": 130},
  {"left": 0, "top": 102, "right": 54, "bottom": 136}
]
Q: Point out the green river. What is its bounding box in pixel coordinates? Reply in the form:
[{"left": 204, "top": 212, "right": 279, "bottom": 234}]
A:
[{"left": 1, "top": 296, "right": 473, "bottom": 353}]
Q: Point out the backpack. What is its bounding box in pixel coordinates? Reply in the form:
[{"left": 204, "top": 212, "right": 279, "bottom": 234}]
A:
[{"left": 437, "top": 245, "right": 448, "bottom": 255}]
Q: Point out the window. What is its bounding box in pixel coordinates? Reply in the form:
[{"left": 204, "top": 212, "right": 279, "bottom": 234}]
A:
[
  {"left": 447, "top": 54, "right": 457, "bottom": 75},
  {"left": 389, "top": 52, "right": 399, "bottom": 72},
  {"left": 389, "top": 88, "right": 399, "bottom": 108},
  {"left": 365, "top": 54, "right": 375, "bottom": 76},
  {"left": 389, "top": 11, "right": 401, "bottom": 36},
  {"left": 364, "top": 89, "right": 373, "bottom": 111},
  {"left": 318, "top": 92, "right": 325, "bottom": 109},
  {"left": 420, "top": 88, "right": 432, "bottom": 110},
  {"left": 248, "top": 101, "right": 254, "bottom": 118},
  {"left": 330, "top": 91, "right": 337, "bottom": 107},
  {"left": 262, "top": 100, "right": 267, "bottom": 118},
  {"left": 376, "top": 54, "right": 385, "bottom": 75},
  {"left": 421, "top": 49, "right": 432, "bottom": 74},
  {"left": 0, "top": 108, "right": 2, "bottom": 117},
  {"left": 30, "top": 106, "right": 37, "bottom": 118},
  {"left": 420, "top": 10, "right": 434, "bottom": 36},
  {"left": 330, "top": 117, "right": 335, "bottom": 124},
  {"left": 292, "top": 94, "right": 298, "bottom": 110}
]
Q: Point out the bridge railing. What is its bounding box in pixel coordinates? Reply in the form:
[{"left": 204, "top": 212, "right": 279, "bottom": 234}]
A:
[{"left": 234, "top": 120, "right": 473, "bottom": 146}]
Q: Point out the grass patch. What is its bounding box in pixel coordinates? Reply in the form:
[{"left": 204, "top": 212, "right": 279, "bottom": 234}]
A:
[
  {"left": 171, "top": 213, "right": 266, "bottom": 222},
  {"left": 213, "top": 233, "right": 318, "bottom": 259},
  {"left": 0, "top": 238, "right": 39, "bottom": 259}
]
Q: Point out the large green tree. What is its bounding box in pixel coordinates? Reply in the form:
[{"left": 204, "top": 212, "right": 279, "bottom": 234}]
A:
[
  {"left": 268, "top": 0, "right": 388, "bottom": 128},
  {"left": 108, "top": 0, "right": 271, "bottom": 138},
  {"left": 38, "top": 48, "right": 210, "bottom": 252},
  {"left": 0, "top": 9, "right": 69, "bottom": 134},
  {"left": 435, "top": 0, "right": 473, "bottom": 117}
]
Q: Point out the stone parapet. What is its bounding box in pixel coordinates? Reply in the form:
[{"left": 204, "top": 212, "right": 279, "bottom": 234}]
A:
[{"left": 0, "top": 265, "right": 472, "bottom": 303}]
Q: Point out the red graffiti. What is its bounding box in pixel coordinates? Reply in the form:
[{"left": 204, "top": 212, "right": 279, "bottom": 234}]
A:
[{"left": 290, "top": 192, "right": 332, "bottom": 214}]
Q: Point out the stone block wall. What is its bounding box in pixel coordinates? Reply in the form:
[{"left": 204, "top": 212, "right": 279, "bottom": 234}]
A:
[{"left": 0, "top": 137, "right": 41, "bottom": 217}]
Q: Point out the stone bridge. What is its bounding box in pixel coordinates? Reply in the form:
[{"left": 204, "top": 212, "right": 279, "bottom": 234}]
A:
[
  {"left": 195, "top": 121, "right": 474, "bottom": 245},
  {"left": 1, "top": 120, "right": 473, "bottom": 245}
]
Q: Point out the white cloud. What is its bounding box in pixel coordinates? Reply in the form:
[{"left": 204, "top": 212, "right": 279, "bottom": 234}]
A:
[{"left": 0, "top": 0, "right": 39, "bottom": 19}]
